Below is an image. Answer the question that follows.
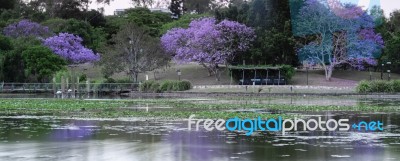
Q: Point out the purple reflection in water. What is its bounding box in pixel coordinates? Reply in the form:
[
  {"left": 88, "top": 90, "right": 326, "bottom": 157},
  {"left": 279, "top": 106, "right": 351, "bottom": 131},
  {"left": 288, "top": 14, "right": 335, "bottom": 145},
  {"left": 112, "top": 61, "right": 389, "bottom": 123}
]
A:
[
  {"left": 166, "top": 128, "right": 254, "bottom": 160},
  {"left": 48, "top": 120, "right": 98, "bottom": 141}
]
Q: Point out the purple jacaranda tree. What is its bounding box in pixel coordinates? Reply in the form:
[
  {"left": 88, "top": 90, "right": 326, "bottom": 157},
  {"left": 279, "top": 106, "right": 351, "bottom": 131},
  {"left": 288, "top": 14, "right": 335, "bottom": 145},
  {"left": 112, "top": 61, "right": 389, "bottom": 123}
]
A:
[
  {"left": 43, "top": 33, "right": 100, "bottom": 64},
  {"left": 295, "top": 0, "right": 384, "bottom": 81},
  {"left": 3, "top": 19, "right": 53, "bottom": 38},
  {"left": 161, "top": 17, "right": 255, "bottom": 81}
]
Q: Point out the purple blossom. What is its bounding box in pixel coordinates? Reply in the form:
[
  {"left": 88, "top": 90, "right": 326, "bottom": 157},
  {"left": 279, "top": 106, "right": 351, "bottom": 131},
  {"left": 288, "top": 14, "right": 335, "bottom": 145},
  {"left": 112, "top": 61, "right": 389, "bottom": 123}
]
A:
[
  {"left": 3, "top": 19, "right": 52, "bottom": 38},
  {"left": 44, "top": 33, "right": 100, "bottom": 64},
  {"left": 161, "top": 17, "right": 255, "bottom": 65},
  {"left": 359, "top": 28, "right": 384, "bottom": 47}
]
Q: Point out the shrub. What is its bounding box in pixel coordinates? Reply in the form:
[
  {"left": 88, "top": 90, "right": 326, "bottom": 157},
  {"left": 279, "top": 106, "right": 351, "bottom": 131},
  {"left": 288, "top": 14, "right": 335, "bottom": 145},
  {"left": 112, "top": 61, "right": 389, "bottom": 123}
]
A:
[
  {"left": 356, "top": 80, "right": 400, "bottom": 93},
  {"left": 356, "top": 80, "right": 371, "bottom": 93},
  {"left": 104, "top": 78, "right": 133, "bottom": 84},
  {"left": 159, "top": 80, "right": 174, "bottom": 92},
  {"left": 391, "top": 80, "right": 400, "bottom": 92},
  {"left": 104, "top": 78, "right": 116, "bottom": 83},
  {"left": 179, "top": 80, "right": 192, "bottom": 91},
  {"left": 79, "top": 74, "right": 87, "bottom": 82},
  {"left": 370, "top": 80, "right": 391, "bottom": 93},
  {"left": 140, "top": 81, "right": 160, "bottom": 93},
  {"left": 141, "top": 80, "right": 191, "bottom": 93},
  {"left": 115, "top": 78, "right": 133, "bottom": 84},
  {"left": 280, "top": 65, "right": 296, "bottom": 81},
  {"left": 150, "top": 82, "right": 161, "bottom": 93}
]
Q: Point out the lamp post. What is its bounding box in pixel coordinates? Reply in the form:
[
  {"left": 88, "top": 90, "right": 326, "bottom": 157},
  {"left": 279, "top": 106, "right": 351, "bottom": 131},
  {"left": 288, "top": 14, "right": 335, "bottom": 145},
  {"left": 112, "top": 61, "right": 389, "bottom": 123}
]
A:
[
  {"left": 177, "top": 69, "right": 181, "bottom": 81},
  {"left": 68, "top": 64, "right": 78, "bottom": 98},
  {"left": 129, "top": 40, "right": 135, "bottom": 82},
  {"left": 381, "top": 63, "right": 384, "bottom": 80},
  {"left": 369, "top": 67, "right": 372, "bottom": 81},
  {"left": 387, "top": 62, "right": 392, "bottom": 81},
  {"left": 306, "top": 67, "right": 309, "bottom": 86}
]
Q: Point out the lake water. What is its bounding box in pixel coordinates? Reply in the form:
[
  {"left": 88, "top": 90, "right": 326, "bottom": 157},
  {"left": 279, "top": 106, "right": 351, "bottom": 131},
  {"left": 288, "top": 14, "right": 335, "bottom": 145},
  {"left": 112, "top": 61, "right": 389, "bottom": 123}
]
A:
[
  {"left": 0, "top": 112, "right": 399, "bottom": 161},
  {"left": 1, "top": 94, "right": 400, "bottom": 160}
]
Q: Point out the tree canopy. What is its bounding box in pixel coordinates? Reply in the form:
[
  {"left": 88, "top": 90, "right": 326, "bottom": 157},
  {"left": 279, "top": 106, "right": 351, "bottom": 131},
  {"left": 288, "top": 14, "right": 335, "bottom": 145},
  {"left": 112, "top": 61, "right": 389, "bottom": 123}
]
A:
[
  {"left": 161, "top": 17, "right": 255, "bottom": 81},
  {"left": 44, "top": 33, "right": 100, "bottom": 64},
  {"left": 295, "top": 0, "right": 384, "bottom": 80}
]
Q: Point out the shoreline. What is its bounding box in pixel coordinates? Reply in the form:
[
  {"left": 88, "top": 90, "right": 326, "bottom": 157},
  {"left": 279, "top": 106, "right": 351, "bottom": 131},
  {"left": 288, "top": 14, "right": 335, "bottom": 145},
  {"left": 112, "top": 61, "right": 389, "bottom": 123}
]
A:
[{"left": 122, "top": 92, "right": 400, "bottom": 98}]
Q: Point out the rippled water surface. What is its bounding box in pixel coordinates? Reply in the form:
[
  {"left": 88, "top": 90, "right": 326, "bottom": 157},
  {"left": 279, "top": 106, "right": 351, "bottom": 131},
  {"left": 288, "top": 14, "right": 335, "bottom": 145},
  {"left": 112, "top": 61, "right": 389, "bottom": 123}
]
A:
[
  {"left": 1, "top": 94, "right": 400, "bottom": 160},
  {"left": 0, "top": 113, "right": 399, "bottom": 161}
]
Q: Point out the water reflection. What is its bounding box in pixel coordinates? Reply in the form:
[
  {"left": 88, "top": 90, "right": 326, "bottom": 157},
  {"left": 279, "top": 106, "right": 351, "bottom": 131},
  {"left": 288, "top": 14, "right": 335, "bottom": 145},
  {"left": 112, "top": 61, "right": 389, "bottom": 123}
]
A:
[
  {"left": 190, "top": 96, "right": 400, "bottom": 107},
  {"left": 0, "top": 113, "right": 399, "bottom": 161}
]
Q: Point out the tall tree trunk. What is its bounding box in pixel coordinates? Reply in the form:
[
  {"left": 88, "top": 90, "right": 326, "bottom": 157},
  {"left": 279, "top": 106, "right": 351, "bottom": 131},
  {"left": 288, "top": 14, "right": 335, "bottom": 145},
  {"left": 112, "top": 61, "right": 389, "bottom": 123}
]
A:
[
  {"left": 214, "top": 68, "right": 221, "bottom": 81},
  {"left": 201, "top": 63, "right": 213, "bottom": 76},
  {"left": 325, "top": 65, "right": 334, "bottom": 81},
  {"left": 134, "top": 73, "right": 138, "bottom": 83},
  {"left": 130, "top": 72, "right": 138, "bottom": 83}
]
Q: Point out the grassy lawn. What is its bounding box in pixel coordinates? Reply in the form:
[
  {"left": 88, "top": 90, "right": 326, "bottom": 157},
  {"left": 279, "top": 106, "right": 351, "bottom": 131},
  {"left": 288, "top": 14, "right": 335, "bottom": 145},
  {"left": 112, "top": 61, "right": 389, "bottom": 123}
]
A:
[
  {"left": 187, "top": 86, "right": 354, "bottom": 93},
  {"left": 77, "top": 63, "right": 400, "bottom": 87}
]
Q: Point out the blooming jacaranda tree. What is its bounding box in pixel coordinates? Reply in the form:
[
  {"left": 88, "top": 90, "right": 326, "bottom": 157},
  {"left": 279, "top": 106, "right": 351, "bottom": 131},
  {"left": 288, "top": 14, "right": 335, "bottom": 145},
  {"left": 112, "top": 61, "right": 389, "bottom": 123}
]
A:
[
  {"left": 294, "top": 0, "right": 384, "bottom": 81},
  {"left": 3, "top": 19, "right": 53, "bottom": 38},
  {"left": 161, "top": 17, "right": 255, "bottom": 81},
  {"left": 43, "top": 33, "right": 100, "bottom": 64}
]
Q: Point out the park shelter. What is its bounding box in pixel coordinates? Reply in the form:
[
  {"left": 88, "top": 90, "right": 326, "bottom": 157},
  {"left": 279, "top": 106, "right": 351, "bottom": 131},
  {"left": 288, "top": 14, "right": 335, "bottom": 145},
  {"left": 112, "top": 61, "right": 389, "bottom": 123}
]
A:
[{"left": 227, "top": 66, "right": 285, "bottom": 85}]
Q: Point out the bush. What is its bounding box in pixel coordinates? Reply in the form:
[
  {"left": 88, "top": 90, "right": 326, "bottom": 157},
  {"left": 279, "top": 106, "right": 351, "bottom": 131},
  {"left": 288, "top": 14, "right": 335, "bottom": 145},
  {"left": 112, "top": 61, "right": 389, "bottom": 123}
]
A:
[
  {"left": 356, "top": 80, "right": 371, "bottom": 93},
  {"left": 79, "top": 74, "right": 87, "bottom": 82},
  {"left": 371, "top": 80, "right": 391, "bottom": 93},
  {"left": 104, "top": 78, "right": 116, "bottom": 83},
  {"left": 280, "top": 65, "right": 296, "bottom": 81},
  {"left": 391, "top": 80, "right": 400, "bottom": 92},
  {"left": 115, "top": 78, "right": 133, "bottom": 84},
  {"left": 179, "top": 80, "right": 192, "bottom": 91},
  {"left": 140, "top": 81, "right": 160, "bottom": 93},
  {"left": 104, "top": 78, "right": 133, "bottom": 84},
  {"left": 160, "top": 80, "right": 192, "bottom": 92},
  {"left": 150, "top": 82, "right": 161, "bottom": 93},
  {"left": 142, "top": 80, "right": 192, "bottom": 93},
  {"left": 356, "top": 80, "right": 400, "bottom": 93},
  {"left": 159, "top": 80, "right": 174, "bottom": 92}
]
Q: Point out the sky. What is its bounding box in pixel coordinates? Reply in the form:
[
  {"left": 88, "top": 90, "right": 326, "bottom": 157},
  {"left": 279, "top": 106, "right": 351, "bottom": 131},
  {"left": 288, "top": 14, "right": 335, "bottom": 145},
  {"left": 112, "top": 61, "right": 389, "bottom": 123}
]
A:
[{"left": 89, "top": 0, "right": 400, "bottom": 17}]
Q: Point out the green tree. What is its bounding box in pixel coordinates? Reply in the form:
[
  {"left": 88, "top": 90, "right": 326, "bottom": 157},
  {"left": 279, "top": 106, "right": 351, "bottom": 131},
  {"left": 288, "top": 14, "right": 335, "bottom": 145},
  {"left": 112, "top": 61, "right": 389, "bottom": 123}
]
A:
[
  {"left": 215, "top": 3, "right": 250, "bottom": 24},
  {"left": 0, "top": 35, "right": 13, "bottom": 81},
  {"left": 103, "top": 8, "right": 173, "bottom": 38},
  {"left": 184, "top": 0, "right": 212, "bottom": 13},
  {"left": 377, "top": 10, "right": 400, "bottom": 72},
  {"left": 215, "top": 0, "right": 296, "bottom": 66},
  {"left": 0, "top": 35, "right": 13, "bottom": 51},
  {"left": 54, "top": 0, "right": 86, "bottom": 20},
  {"left": 100, "top": 23, "right": 170, "bottom": 81},
  {"left": 384, "top": 33, "right": 400, "bottom": 63},
  {"left": 127, "top": 8, "right": 172, "bottom": 36},
  {"left": 0, "top": 0, "right": 16, "bottom": 10},
  {"left": 160, "top": 13, "right": 211, "bottom": 35},
  {"left": 22, "top": 46, "right": 67, "bottom": 82},
  {"left": 1, "top": 37, "right": 42, "bottom": 82},
  {"left": 169, "top": 0, "right": 184, "bottom": 18},
  {"left": 84, "top": 9, "right": 107, "bottom": 27},
  {"left": 258, "top": 26, "right": 296, "bottom": 65}
]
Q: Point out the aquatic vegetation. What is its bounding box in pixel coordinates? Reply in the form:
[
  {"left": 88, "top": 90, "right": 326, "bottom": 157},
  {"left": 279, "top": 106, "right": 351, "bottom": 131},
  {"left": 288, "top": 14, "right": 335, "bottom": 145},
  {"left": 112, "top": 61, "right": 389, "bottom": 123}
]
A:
[{"left": 0, "top": 98, "right": 396, "bottom": 119}]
